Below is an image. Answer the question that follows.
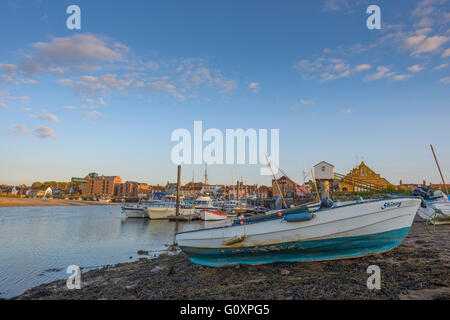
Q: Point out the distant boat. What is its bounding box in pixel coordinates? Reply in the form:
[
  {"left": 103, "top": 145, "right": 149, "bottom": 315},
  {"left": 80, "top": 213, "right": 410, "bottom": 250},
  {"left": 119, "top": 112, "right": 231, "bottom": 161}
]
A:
[
  {"left": 145, "top": 203, "right": 195, "bottom": 219},
  {"left": 193, "top": 196, "right": 217, "bottom": 213},
  {"left": 176, "top": 196, "right": 421, "bottom": 267},
  {"left": 200, "top": 209, "right": 228, "bottom": 221},
  {"left": 122, "top": 204, "right": 148, "bottom": 218}
]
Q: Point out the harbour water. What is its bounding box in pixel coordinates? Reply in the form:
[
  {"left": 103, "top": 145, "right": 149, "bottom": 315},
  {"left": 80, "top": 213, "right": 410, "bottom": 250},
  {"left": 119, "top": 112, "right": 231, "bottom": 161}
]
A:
[{"left": 0, "top": 205, "right": 214, "bottom": 299}]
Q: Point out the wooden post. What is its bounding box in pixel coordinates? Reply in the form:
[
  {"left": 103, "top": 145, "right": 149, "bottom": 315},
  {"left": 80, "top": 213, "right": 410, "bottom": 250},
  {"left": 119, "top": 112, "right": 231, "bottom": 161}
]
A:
[
  {"left": 223, "top": 185, "right": 227, "bottom": 210},
  {"left": 176, "top": 165, "right": 181, "bottom": 216},
  {"left": 311, "top": 169, "right": 321, "bottom": 203},
  {"left": 430, "top": 144, "right": 448, "bottom": 194}
]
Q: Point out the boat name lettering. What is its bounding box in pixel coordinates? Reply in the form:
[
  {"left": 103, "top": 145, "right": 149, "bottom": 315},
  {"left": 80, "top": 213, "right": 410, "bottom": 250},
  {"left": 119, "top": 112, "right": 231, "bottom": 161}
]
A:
[{"left": 381, "top": 201, "right": 401, "bottom": 210}]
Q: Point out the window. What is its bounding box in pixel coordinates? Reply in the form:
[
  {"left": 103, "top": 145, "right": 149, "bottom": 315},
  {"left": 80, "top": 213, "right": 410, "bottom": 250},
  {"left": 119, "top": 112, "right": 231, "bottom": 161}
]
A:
[
  {"left": 361, "top": 168, "right": 366, "bottom": 176},
  {"left": 321, "top": 166, "right": 325, "bottom": 172}
]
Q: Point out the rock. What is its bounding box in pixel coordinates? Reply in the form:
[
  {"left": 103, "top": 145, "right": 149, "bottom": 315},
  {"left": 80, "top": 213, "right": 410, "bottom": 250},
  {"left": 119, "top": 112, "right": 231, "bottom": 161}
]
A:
[
  {"left": 151, "top": 266, "right": 164, "bottom": 273},
  {"left": 281, "top": 269, "right": 290, "bottom": 276},
  {"left": 138, "top": 250, "right": 149, "bottom": 256}
]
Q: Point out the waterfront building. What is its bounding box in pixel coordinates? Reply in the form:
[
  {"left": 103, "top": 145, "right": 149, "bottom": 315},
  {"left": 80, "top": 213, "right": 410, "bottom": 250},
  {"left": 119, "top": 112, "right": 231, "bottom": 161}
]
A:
[
  {"left": 338, "top": 162, "right": 391, "bottom": 192},
  {"left": 81, "top": 173, "right": 122, "bottom": 198},
  {"left": 272, "top": 176, "right": 298, "bottom": 198}
]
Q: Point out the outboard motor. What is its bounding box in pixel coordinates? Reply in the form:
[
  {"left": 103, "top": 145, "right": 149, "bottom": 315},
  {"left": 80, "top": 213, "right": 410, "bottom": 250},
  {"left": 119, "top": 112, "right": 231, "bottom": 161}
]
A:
[
  {"left": 413, "top": 187, "right": 432, "bottom": 199},
  {"left": 433, "top": 190, "right": 447, "bottom": 200},
  {"left": 320, "top": 197, "right": 333, "bottom": 209}
]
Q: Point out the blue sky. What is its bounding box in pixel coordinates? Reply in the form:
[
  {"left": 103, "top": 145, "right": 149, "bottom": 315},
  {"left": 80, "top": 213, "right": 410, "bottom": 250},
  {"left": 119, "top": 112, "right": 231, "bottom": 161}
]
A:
[{"left": 0, "top": 0, "right": 449, "bottom": 186}]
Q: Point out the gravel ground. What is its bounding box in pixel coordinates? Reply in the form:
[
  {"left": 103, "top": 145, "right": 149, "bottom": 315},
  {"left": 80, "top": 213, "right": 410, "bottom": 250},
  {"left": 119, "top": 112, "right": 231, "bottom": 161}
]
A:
[{"left": 13, "top": 218, "right": 449, "bottom": 300}]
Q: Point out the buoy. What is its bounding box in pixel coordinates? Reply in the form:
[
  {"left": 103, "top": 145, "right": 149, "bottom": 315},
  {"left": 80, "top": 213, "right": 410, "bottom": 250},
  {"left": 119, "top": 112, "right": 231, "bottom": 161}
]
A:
[
  {"left": 278, "top": 212, "right": 282, "bottom": 217},
  {"left": 240, "top": 221, "right": 244, "bottom": 225}
]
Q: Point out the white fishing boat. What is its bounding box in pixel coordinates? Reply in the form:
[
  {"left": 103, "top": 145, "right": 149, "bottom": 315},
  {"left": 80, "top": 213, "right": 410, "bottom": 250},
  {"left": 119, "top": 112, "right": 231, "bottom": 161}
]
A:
[
  {"left": 200, "top": 209, "right": 228, "bottom": 221},
  {"left": 193, "top": 196, "right": 217, "bottom": 213},
  {"left": 176, "top": 196, "right": 421, "bottom": 267},
  {"left": 122, "top": 204, "right": 148, "bottom": 218},
  {"left": 417, "top": 190, "right": 450, "bottom": 225},
  {"left": 145, "top": 203, "right": 195, "bottom": 220}
]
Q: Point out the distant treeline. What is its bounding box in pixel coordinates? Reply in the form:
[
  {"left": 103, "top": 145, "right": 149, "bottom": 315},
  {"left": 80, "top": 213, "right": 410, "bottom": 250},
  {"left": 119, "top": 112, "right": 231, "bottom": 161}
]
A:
[{"left": 31, "top": 182, "right": 77, "bottom": 189}]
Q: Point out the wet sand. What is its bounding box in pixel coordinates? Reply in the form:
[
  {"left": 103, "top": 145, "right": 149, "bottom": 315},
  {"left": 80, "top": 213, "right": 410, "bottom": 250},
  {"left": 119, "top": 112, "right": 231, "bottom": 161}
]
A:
[
  {"left": 13, "top": 218, "right": 449, "bottom": 300},
  {"left": 0, "top": 197, "right": 120, "bottom": 207}
]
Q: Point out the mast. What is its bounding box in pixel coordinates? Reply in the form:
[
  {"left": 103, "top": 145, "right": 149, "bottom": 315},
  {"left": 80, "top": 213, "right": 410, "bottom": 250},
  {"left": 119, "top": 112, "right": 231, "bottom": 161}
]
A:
[
  {"left": 265, "top": 153, "right": 287, "bottom": 208},
  {"left": 430, "top": 144, "right": 448, "bottom": 194},
  {"left": 232, "top": 169, "right": 235, "bottom": 200}
]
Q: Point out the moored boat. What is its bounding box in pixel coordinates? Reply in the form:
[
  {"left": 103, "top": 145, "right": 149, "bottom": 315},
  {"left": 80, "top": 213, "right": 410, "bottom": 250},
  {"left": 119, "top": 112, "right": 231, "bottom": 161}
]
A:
[
  {"left": 122, "top": 204, "right": 148, "bottom": 218},
  {"left": 200, "top": 209, "right": 228, "bottom": 221},
  {"left": 145, "top": 203, "right": 195, "bottom": 220},
  {"left": 176, "top": 196, "right": 421, "bottom": 267}
]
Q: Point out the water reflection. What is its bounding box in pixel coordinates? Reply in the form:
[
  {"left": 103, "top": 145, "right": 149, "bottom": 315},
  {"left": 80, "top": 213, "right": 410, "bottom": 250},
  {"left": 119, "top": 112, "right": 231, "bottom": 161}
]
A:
[{"left": 0, "top": 206, "right": 222, "bottom": 299}]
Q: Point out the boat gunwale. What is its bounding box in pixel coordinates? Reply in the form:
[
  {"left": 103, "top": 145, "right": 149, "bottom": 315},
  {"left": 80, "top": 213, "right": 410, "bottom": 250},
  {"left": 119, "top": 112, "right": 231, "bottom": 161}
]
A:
[{"left": 175, "top": 196, "right": 421, "bottom": 236}]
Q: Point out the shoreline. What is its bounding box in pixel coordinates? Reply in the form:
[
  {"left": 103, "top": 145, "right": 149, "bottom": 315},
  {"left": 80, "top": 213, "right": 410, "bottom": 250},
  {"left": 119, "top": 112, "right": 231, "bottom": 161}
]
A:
[
  {"left": 0, "top": 197, "right": 121, "bottom": 208},
  {"left": 12, "top": 219, "right": 449, "bottom": 300}
]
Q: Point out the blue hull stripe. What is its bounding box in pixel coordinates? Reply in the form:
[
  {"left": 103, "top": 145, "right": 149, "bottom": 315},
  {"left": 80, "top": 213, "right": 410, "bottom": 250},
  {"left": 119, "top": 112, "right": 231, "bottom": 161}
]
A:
[{"left": 180, "top": 227, "right": 411, "bottom": 267}]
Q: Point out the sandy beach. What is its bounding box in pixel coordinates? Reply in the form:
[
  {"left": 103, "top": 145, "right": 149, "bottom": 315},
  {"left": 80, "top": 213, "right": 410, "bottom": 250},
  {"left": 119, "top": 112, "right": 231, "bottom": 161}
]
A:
[
  {"left": 13, "top": 218, "right": 449, "bottom": 300},
  {"left": 0, "top": 197, "right": 120, "bottom": 208}
]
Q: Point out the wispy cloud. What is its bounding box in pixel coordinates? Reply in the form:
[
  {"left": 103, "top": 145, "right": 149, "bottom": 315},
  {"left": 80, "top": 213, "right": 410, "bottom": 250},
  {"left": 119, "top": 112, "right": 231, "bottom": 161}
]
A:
[
  {"left": 8, "top": 124, "right": 29, "bottom": 134},
  {"left": 248, "top": 82, "right": 260, "bottom": 93},
  {"left": 85, "top": 110, "right": 103, "bottom": 119},
  {"left": 404, "top": 34, "right": 448, "bottom": 55},
  {"left": 393, "top": 74, "right": 412, "bottom": 81},
  {"left": 34, "top": 126, "right": 57, "bottom": 139},
  {"left": 31, "top": 110, "right": 59, "bottom": 122},
  {"left": 442, "top": 48, "right": 450, "bottom": 58},
  {"left": 20, "top": 34, "right": 128, "bottom": 75},
  {"left": 299, "top": 99, "right": 315, "bottom": 105},
  {"left": 408, "top": 64, "right": 424, "bottom": 72},
  {"left": 432, "top": 63, "right": 448, "bottom": 71},
  {"left": 340, "top": 109, "right": 353, "bottom": 114},
  {"left": 294, "top": 57, "right": 372, "bottom": 82},
  {"left": 440, "top": 77, "right": 450, "bottom": 84},
  {"left": 364, "top": 66, "right": 394, "bottom": 81}
]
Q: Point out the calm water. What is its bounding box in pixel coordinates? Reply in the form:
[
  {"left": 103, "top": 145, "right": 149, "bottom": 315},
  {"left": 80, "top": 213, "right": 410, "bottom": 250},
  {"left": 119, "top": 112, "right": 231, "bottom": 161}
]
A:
[{"left": 0, "top": 205, "right": 216, "bottom": 299}]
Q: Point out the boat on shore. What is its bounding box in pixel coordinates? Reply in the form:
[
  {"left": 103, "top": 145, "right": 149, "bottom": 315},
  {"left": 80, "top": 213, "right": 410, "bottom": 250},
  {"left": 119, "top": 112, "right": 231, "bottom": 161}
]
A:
[
  {"left": 176, "top": 196, "right": 421, "bottom": 267},
  {"left": 414, "top": 188, "right": 450, "bottom": 225}
]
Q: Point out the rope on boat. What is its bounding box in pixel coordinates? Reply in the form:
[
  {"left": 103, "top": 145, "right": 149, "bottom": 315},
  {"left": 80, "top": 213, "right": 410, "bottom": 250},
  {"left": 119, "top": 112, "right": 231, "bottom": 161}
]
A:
[{"left": 425, "top": 208, "right": 441, "bottom": 234}]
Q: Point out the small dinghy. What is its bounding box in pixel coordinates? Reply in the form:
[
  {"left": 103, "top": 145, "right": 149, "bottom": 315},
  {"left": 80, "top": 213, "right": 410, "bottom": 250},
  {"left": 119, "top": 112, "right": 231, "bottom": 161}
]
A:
[
  {"left": 176, "top": 196, "right": 421, "bottom": 267},
  {"left": 201, "top": 209, "right": 228, "bottom": 221}
]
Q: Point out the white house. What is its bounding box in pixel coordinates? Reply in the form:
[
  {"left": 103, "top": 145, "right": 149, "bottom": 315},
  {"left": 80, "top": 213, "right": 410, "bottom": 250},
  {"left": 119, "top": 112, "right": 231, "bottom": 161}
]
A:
[
  {"left": 10, "top": 187, "right": 18, "bottom": 195},
  {"left": 314, "top": 161, "right": 335, "bottom": 181}
]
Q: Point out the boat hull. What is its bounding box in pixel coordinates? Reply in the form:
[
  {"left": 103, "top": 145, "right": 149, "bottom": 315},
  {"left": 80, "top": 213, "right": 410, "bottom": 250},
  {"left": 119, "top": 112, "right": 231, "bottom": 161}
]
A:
[
  {"left": 181, "top": 227, "right": 410, "bottom": 267},
  {"left": 123, "top": 208, "right": 148, "bottom": 218},
  {"left": 177, "top": 197, "right": 420, "bottom": 267},
  {"left": 146, "top": 206, "right": 195, "bottom": 220},
  {"left": 200, "top": 210, "right": 227, "bottom": 221}
]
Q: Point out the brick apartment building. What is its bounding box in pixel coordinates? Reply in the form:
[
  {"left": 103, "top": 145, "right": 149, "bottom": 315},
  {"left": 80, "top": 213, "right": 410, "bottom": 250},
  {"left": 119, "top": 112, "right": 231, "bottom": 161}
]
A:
[
  {"left": 81, "top": 173, "right": 122, "bottom": 197},
  {"left": 115, "top": 181, "right": 152, "bottom": 198}
]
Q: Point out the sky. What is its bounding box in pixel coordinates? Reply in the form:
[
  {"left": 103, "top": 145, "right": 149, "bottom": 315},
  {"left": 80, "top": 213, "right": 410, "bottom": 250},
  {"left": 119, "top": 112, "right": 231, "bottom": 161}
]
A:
[{"left": 0, "top": 0, "right": 449, "bottom": 186}]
